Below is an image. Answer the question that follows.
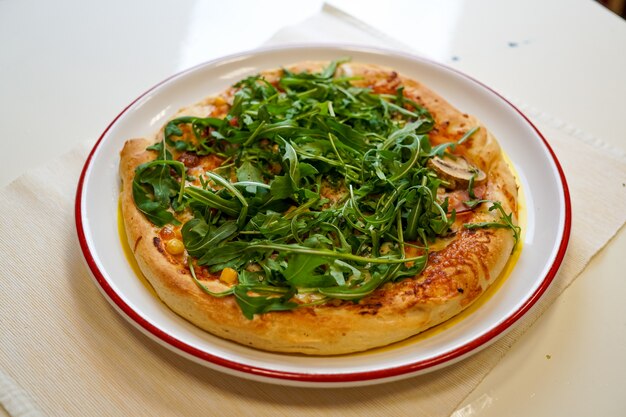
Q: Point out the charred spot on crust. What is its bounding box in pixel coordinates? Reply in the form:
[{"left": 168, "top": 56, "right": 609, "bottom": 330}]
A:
[
  {"left": 359, "top": 310, "right": 378, "bottom": 316},
  {"left": 133, "top": 236, "right": 142, "bottom": 252},
  {"left": 457, "top": 287, "right": 464, "bottom": 293},
  {"left": 153, "top": 237, "right": 164, "bottom": 253},
  {"left": 357, "top": 302, "right": 382, "bottom": 315},
  {"left": 403, "top": 288, "right": 416, "bottom": 297}
]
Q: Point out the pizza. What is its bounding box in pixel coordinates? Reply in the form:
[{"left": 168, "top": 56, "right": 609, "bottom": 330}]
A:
[{"left": 119, "top": 60, "right": 520, "bottom": 355}]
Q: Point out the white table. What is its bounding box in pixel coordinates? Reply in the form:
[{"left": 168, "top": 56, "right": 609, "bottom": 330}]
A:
[{"left": 1, "top": 0, "right": 624, "bottom": 415}]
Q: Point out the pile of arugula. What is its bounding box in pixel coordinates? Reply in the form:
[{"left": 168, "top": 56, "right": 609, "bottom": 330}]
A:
[{"left": 131, "top": 59, "right": 518, "bottom": 319}]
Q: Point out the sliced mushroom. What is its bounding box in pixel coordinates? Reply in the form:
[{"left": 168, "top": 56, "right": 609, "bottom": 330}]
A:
[{"left": 427, "top": 155, "right": 486, "bottom": 190}]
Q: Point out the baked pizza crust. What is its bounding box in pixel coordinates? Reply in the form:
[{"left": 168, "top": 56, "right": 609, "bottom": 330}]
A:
[{"left": 119, "top": 62, "right": 518, "bottom": 355}]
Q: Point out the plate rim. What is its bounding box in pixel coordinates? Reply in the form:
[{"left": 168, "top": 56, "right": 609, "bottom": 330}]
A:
[{"left": 75, "top": 43, "right": 572, "bottom": 385}]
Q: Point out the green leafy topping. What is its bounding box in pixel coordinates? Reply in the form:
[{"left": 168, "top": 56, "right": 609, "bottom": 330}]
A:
[
  {"left": 132, "top": 140, "right": 186, "bottom": 227},
  {"left": 131, "top": 59, "right": 519, "bottom": 318},
  {"left": 463, "top": 200, "right": 521, "bottom": 250}
]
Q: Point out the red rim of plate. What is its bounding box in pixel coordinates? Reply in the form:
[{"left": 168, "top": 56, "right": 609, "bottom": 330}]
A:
[{"left": 75, "top": 44, "right": 572, "bottom": 384}]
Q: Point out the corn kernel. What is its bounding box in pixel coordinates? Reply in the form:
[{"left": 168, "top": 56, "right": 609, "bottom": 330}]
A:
[
  {"left": 220, "top": 267, "right": 238, "bottom": 285},
  {"left": 165, "top": 238, "right": 185, "bottom": 255},
  {"left": 214, "top": 96, "right": 226, "bottom": 105},
  {"left": 380, "top": 242, "right": 393, "bottom": 255}
]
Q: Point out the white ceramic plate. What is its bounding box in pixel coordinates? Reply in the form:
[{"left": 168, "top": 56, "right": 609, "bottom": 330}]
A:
[{"left": 76, "top": 45, "right": 571, "bottom": 387}]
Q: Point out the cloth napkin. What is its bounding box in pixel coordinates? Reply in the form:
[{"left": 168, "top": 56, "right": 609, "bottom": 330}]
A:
[{"left": 1, "top": 5, "right": 625, "bottom": 417}]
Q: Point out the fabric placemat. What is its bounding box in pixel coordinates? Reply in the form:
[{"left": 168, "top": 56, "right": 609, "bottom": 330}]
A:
[{"left": 1, "top": 5, "right": 625, "bottom": 417}]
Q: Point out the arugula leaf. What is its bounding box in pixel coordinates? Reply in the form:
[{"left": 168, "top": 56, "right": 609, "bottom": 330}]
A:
[
  {"left": 163, "top": 116, "right": 225, "bottom": 153},
  {"left": 329, "top": 260, "right": 361, "bottom": 286},
  {"left": 182, "top": 218, "right": 238, "bottom": 258},
  {"left": 132, "top": 180, "right": 179, "bottom": 226},
  {"left": 319, "top": 265, "right": 396, "bottom": 300},
  {"left": 132, "top": 156, "right": 186, "bottom": 227},
  {"left": 428, "top": 127, "right": 480, "bottom": 157},
  {"left": 269, "top": 175, "right": 296, "bottom": 200},
  {"left": 233, "top": 286, "right": 297, "bottom": 319},
  {"left": 463, "top": 200, "right": 521, "bottom": 250},
  {"left": 283, "top": 254, "right": 337, "bottom": 287},
  {"left": 185, "top": 186, "right": 240, "bottom": 217},
  {"left": 188, "top": 259, "right": 234, "bottom": 298},
  {"left": 236, "top": 160, "right": 263, "bottom": 182}
]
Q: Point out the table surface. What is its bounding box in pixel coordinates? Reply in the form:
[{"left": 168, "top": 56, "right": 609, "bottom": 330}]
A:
[{"left": 1, "top": 0, "right": 624, "bottom": 415}]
